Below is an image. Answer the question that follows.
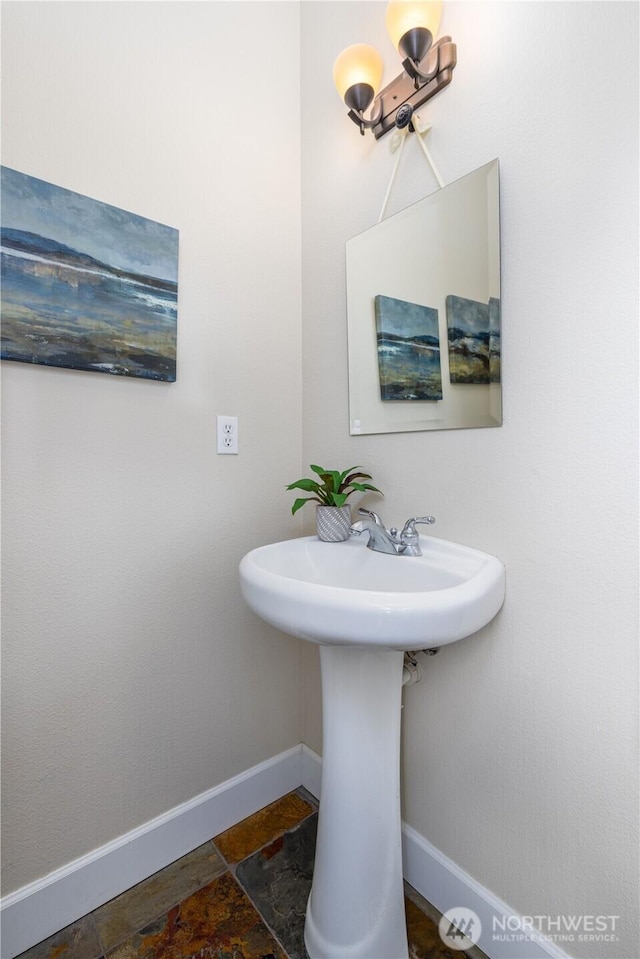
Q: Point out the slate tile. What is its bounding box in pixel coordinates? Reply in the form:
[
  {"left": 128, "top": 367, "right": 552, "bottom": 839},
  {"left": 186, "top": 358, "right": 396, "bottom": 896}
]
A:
[
  {"left": 214, "top": 792, "right": 314, "bottom": 866},
  {"left": 92, "top": 842, "right": 226, "bottom": 950},
  {"left": 405, "top": 886, "right": 489, "bottom": 959},
  {"left": 15, "top": 917, "right": 103, "bottom": 959},
  {"left": 106, "top": 873, "right": 284, "bottom": 959},
  {"left": 406, "top": 896, "right": 461, "bottom": 959},
  {"left": 235, "top": 815, "right": 317, "bottom": 959}
]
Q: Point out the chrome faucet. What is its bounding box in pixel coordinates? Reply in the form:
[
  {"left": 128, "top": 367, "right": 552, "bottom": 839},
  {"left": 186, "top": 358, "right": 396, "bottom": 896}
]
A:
[
  {"left": 349, "top": 518, "right": 401, "bottom": 554},
  {"left": 350, "top": 509, "right": 435, "bottom": 556}
]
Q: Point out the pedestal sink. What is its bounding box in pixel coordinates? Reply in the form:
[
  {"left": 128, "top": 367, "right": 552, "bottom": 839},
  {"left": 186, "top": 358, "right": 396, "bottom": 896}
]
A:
[{"left": 239, "top": 533, "right": 505, "bottom": 959}]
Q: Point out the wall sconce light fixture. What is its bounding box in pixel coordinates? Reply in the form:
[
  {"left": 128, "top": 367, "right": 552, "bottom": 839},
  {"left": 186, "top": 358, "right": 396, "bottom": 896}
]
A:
[{"left": 333, "top": 1, "right": 456, "bottom": 139}]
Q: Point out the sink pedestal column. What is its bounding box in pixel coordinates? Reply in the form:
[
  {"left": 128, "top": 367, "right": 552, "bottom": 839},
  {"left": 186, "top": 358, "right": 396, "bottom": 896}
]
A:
[{"left": 304, "top": 645, "right": 408, "bottom": 959}]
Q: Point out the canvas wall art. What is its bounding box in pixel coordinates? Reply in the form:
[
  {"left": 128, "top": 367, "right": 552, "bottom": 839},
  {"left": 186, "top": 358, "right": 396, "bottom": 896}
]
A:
[
  {"left": 1, "top": 167, "right": 179, "bottom": 381},
  {"left": 446, "top": 294, "right": 501, "bottom": 385},
  {"left": 374, "top": 294, "right": 442, "bottom": 401}
]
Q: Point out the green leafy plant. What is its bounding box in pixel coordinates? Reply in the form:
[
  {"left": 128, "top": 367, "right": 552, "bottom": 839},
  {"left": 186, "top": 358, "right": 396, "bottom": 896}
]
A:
[{"left": 286, "top": 464, "right": 382, "bottom": 516}]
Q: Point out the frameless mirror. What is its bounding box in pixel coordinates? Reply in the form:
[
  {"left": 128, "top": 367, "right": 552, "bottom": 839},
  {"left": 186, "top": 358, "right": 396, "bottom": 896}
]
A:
[{"left": 346, "top": 159, "right": 501, "bottom": 435}]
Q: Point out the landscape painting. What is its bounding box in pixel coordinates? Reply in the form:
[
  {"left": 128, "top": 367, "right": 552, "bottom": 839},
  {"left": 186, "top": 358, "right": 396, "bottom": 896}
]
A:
[
  {"left": 1, "top": 167, "right": 178, "bottom": 381},
  {"left": 446, "top": 294, "right": 501, "bottom": 385},
  {"left": 374, "top": 294, "right": 442, "bottom": 401}
]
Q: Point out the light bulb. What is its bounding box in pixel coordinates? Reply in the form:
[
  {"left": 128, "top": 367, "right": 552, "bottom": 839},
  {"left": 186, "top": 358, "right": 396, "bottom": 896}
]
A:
[
  {"left": 385, "top": 1, "right": 443, "bottom": 54},
  {"left": 333, "top": 44, "right": 384, "bottom": 103}
]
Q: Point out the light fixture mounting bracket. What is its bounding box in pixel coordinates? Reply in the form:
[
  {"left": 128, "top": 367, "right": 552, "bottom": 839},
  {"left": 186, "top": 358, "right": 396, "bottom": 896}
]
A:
[{"left": 371, "top": 36, "right": 456, "bottom": 140}]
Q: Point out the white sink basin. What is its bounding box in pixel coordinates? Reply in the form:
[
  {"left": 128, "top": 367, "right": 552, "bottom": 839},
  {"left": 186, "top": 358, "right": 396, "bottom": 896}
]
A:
[
  {"left": 239, "top": 531, "right": 505, "bottom": 959},
  {"left": 239, "top": 533, "right": 505, "bottom": 650}
]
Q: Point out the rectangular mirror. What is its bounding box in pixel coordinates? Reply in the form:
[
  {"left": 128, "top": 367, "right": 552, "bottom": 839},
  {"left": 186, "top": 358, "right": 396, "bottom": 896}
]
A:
[{"left": 346, "top": 159, "right": 501, "bottom": 435}]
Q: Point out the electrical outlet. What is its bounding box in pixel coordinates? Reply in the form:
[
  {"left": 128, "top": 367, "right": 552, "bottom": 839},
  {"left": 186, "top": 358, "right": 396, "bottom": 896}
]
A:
[{"left": 217, "top": 415, "right": 238, "bottom": 454}]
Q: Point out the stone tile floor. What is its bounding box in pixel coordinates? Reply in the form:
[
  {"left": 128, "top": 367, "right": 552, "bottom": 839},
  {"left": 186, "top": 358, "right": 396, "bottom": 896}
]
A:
[{"left": 17, "top": 789, "right": 484, "bottom": 959}]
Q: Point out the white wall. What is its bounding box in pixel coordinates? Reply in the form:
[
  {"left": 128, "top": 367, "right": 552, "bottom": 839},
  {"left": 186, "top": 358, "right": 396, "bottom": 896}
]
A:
[
  {"left": 1, "top": 1, "right": 303, "bottom": 893},
  {"left": 300, "top": 3, "right": 639, "bottom": 958}
]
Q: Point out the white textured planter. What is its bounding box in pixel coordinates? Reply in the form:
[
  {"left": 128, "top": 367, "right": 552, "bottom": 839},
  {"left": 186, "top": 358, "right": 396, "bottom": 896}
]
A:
[
  {"left": 316, "top": 505, "right": 351, "bottom": 542},
  {"left": 305, "top": 645, "right": 409, "bottom": 959}
]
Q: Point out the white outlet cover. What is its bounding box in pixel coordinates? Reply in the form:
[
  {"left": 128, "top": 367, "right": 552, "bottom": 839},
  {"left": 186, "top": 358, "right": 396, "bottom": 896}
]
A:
[{"left": 217, "top": 415, "right": 238, "bottom": 454}]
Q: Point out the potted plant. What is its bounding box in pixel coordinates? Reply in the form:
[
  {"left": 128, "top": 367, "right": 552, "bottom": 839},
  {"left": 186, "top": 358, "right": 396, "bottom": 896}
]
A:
[{"left": 286, "top": 464, "right": 382, "bottom": 542}]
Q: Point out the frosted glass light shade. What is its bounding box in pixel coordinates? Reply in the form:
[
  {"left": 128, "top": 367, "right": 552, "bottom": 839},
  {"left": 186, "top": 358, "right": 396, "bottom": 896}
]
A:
[
  {"left": 333, "top": 44, "right": 384, "bottom": 101},
  {"left": 385, "top": 1, "right": 443, "bottom": 52}
]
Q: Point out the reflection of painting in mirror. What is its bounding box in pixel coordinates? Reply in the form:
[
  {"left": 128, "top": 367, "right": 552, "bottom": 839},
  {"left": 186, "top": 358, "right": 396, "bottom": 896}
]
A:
[
  {"left": 489, "top": 297, "right": 501, "bottom": 383},
  {"left": 446, "top": 295, "right": 501, "bottom": 385},
  {"left": 375, "top": 294, "right": 442, "bottom": 401}
]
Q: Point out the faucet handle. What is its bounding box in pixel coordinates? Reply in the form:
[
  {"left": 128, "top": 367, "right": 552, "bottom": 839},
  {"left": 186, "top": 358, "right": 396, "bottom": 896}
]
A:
[
  {"left": 401, "top": 515, "right": 436, "bottom": 536},
  {"left": 400, "top": 516, "right": 435, "bottom": 556},
  {"left": 358, "top": 507, "right": 384, "bottom": 527}
]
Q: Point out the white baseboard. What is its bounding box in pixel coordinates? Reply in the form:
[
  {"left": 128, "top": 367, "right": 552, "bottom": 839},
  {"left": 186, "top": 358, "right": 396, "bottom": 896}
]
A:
[
  {"left": 0, "top": 744, "right": 304, "bottom": 959},
  {"left": 402, "top": 823, "right": 571, "bottom": 959},
  {"left": 300, "top": 741, "right": 322, "bottom": 798},
  {"left": 1, "top": 742, "right": 569, "bottom": 959}
]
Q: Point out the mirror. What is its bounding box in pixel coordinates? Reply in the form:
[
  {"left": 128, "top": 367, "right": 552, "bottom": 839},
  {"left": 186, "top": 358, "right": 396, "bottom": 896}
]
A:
[{"left": 346, "top": 159, "right": 501, "bottom": 435}]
